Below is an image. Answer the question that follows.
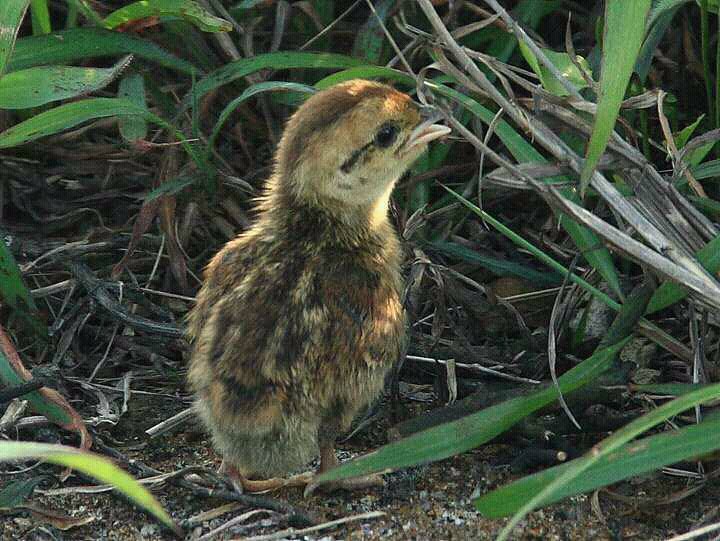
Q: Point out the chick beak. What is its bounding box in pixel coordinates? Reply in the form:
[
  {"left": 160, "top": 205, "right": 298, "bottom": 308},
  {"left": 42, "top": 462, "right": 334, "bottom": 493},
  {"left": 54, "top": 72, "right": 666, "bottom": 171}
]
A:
[{"left": 401, "top": 109, "right": 451, "bottom": 154}]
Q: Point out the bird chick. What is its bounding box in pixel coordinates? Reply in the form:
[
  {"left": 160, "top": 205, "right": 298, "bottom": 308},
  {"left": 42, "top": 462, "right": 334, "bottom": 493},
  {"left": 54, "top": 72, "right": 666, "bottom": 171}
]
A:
[{"left": 186, "top": 79, "right": 450, "bottom": 494}]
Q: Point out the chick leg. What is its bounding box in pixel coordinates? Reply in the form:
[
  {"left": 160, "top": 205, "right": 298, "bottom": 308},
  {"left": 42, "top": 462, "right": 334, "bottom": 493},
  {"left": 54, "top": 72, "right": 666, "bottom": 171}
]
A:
[
  {"left": 303, "top": 421, "right": 385, "bottom": 497},
  {"left": 220, "top": 460, "right": 312, "bottom": 493}
]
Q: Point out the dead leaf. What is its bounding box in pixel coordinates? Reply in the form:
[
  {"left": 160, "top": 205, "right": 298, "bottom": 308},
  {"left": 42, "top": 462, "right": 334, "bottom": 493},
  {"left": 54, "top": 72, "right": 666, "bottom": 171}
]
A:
[
  {"left": 111, "top": 196, "right": 160, "bottom": 279},
  {"left": 0, "top": 324, "right": 90, "bottom": 452},
  {"left": 159, "top": 194, "right": 189, "bottom": 293},
  {"left": 23, "top": 503, "right": 95, "bottom": 530}
]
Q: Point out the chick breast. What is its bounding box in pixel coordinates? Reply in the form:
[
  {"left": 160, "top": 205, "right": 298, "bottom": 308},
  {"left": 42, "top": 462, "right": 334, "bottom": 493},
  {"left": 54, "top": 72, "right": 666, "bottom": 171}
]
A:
[{"left": 187, "top": 205, "right": 405, "bottom": 477}]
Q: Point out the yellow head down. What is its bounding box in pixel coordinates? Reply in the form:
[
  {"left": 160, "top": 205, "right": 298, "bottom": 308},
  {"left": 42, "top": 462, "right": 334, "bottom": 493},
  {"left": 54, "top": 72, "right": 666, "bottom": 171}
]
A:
[{"left": 274, "top": 80, "right": 450, "bottom": 216}]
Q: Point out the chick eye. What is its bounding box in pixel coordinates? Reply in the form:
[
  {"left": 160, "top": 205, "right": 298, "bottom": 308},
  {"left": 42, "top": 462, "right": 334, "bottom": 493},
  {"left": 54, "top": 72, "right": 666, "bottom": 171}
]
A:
[{"left": 374, "top": 123, "right": 399, "bottom": 148}]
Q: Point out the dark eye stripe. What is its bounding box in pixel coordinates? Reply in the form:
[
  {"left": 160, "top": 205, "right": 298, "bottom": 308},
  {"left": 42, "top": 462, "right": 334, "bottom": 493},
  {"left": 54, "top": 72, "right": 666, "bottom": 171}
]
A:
[
  {"left": 340, "top": 141, "right": 373, "bottom": 173},
  {"left": 339, "top": 121, "right": 401, "bottom": 174}
]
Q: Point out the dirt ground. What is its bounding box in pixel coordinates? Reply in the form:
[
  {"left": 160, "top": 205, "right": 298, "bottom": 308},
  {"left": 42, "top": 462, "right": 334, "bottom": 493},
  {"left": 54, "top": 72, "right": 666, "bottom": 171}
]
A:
[{"left": 2, "top": 393, "right": 718, "bottom": 541}]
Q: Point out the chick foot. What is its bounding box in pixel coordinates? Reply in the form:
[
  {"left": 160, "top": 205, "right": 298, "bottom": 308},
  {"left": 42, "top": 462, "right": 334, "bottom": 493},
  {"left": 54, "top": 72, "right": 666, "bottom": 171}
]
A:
[
  {"left": 303, "top": 444, "right": 384, "bottom": 497},
  {"left": 303, "top": 472, "right": 385, "bottom": 497},
  {"left": 220, "top": 460, "right": 313, "bottom": 493}
]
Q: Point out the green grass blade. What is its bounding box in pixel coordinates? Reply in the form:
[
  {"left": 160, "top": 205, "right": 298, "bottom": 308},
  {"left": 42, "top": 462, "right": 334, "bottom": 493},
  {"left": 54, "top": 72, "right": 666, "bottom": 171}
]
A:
[
  {"left": 427, "top": 241, "right": 560, "bottom": 286},
  {"left": 144, "top": 176, "right": 195, "bottom": 201},
  {"left": 0, "top": 96, "right": 207, "bottom": 183},
  {"left": 0, "top": 97, "right": 142, "bottom": 148},
  {"left": 352, "top": 0, "right": 392, "bottom": 63},
  {"left": 637, "top": 0, "right": 687, "bottom": 81},
  {"left": 233, "top": 0, "right": 269, "bottom": 9},
  {"left": 518, "top": 42, "right": 590, "bottom": 96},
  {"left": 65, "top": 2, "right": 78, "bottom": 28},
  {"left": 579, "top": 0, "right": 651, "bottom": 196},
  {"left": 645, "top": 233, "right": 720, "bottom": 313},
  {"left": 476, "top": 412, "right": 720, "bottom": 518},
  {"left": 187, "top": 51, "right": 366, "bottom": 108},
  {"left": 208, "top": 80, "right": 315, "bottom": 154},
  {"left": 0, "top": 96, "right": 164, "bottom": 146},
  {"left": 599, "top": 279, "right": 655, "bottom": 347},
  {"left": 104, "top": 0, "right": 231, "bottom": 32},
  {"left": 0, "top": 0, "right": 30, "bottom": 76},
  {"left": 0, "top": 55, "right": 132, "bottom": 109},
  {"left": 494, "top": 382, "right": 720, "bottom": 540},
  {"left": 0, "top": 343, "right": 72, "bottom": 427},
  {"left": 8, "top": 28, "right": 198, "bottom": 75},
  {"left": 690, "top": 158, "right": 720, "bottom": 179},
  {"left": 445, "top": 187, "right": 617, "bottom": 306},
  {"left": 557, "top": 190, "right": 624, "bottom": 300},
  {"left": 118, "top": 72, "right": 149, "bottom": 142},
  {"left": 317, "top": 339, "right": 627, "bottom": 483},
  {"left": 445, "top": 188, "right": 689, "bottom": 356},
  {"left": 675, "top": 114, "right": 705, "bottom": 148},
  {"left": 0, "top": 477, "right": 49, "bottom": 508},
  {"left": 688, "top": 195, "right": 720, "bottom": 218},
  {"left": 29, "top": 0, "right": 50, "bottom": 35},
  {"left": 647, "top": 0, "right": 693, "bottom": 29},
  {"left": 431, "top": 82, "right": 624, "bottom": 299},
  {"left": 0, "top": 233, "right": 46, "bottom": 338},
  {"left": 0, "top": 442, "right": 179, "bottom": 534},
  {"left": 66, "top": 0, "right": 103, "bottom": 25},
  {"left": 315, "top": 66, "right": 415, "bottom": 89}
]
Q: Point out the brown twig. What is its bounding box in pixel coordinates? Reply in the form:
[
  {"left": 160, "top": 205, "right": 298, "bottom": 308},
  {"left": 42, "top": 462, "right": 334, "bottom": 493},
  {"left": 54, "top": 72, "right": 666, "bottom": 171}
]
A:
[
  {"left": 92, "top": 440, "right": 317, "bottom": 527},
  {"left": 70, "top": 262, "right": 184, "bottom": 338}
]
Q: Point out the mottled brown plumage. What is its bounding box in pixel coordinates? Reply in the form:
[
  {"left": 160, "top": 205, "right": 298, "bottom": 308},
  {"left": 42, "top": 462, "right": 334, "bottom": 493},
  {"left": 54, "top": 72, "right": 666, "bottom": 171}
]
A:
[{"left": 186, "top": 80, "right": 450, "bottom": 493}]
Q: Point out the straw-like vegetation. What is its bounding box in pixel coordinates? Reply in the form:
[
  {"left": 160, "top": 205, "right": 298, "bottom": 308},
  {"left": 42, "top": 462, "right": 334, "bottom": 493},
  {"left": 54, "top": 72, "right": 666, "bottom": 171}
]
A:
[{"left": 1, "top": 0, "right": 719, "bottom": 539}]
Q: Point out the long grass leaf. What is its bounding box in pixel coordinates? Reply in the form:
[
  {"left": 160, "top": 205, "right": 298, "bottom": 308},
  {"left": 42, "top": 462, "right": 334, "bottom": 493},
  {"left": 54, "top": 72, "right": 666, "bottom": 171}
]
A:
[
  {"left": 688, "top": 195, "right": 720, "bottom": 218},
  {"left": 518, "top": 42, "right": 590, "bottom": 96},
  {"left": 29, "top": 0, "right": 50, "bottom": 35},
  {"left": 637, "top": 0, "right": 688, "bottom": 81},
  {"left": 445, "top": 188, "right": 615, "bottom": 305},
  {"left": 118, "top": 72, "right": 148, "bottom": 142},
  {"left": 104, "top": 0, "right": 231, "bottom": 32},
  {"left": 8, "top": 28, "right": 198, "bottom": 75},
  {"left": 352, "top": 0, "right": 392, "bottom": 63},
  {"left": 315, "top": 66, "right": 415, "bottom": 89},
  {"left": 446, "top": 188, "right": 688, "bottom": 356},
  {"left": 427, "top": 241, "right": 560, "bottom": 286},
  {"left": 0, "top": 98, "right": 143, "bottom": 148},
  {"left": 187, "top": 52, "right": 365, "bottom": 107},
  {"left": 0, "top": 233, "right": 45, "bottom": 337},
  {"left": 0, "top": 55, "right": 132, "bottom": 109},
  {"left": 476, "top": 411, "right": 720, "bottom": 518},
  {"left": 0, "top": 96, "right": 172, "bottom": 151},
  {"left": 579, "top": 0, "right": 651, "bottom": 196},
  {"left": 495, "top": 382, "right": 720, "bottom": 540},
  {"left": 0, "top": 442, "right": 179, "bottom": 534},
  {"left": 65, "top": 0, "right": 104, "bottom": 25},
  {"left": 633, "top": 382, "right": 714, "bottom": 396},
  {"left": 317, "top": 339, "right": 627, "bottom": 482},
  {"left": 431, "top": 82, "right": 624, "bottom": 298},
  {"left": 645, "top": 233, "right": 720, "bottom": 313},
  {"left": 0, "top": 0, "right": 30, "bottom": 76},
  {"left": 208, "top": 80, "right": 315, "bottom": 154}
]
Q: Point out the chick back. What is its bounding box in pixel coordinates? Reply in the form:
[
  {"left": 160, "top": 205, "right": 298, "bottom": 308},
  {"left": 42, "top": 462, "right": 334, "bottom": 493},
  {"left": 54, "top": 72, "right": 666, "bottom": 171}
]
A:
[{"left": 187, "top": 202, "right": 405, "bottom": 476}]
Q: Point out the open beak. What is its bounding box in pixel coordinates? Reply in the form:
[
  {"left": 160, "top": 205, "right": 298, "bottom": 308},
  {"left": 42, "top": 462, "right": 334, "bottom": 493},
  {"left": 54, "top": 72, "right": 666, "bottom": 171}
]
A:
[{"left": 402, "top": 111, "right": 451, "bottom": 153}]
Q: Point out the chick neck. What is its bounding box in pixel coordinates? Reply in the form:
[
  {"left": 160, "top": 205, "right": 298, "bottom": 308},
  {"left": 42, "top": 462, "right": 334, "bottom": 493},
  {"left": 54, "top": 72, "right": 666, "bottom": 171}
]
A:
[{"left": 260, "top": 172, "right": 396, "bottom": 250}]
